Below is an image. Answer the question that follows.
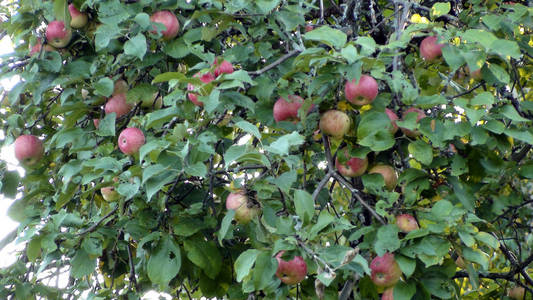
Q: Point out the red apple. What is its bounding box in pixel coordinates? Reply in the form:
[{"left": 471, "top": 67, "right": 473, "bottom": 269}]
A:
[
  {"left": 400, "top": 107, "right": 426, "bottom": 137},
  {"left": 305, "top": 25, "right": 313, "bottom": 32},
  {"left": 273, "top": 95, "right": 314, "bottom": 123},
  {"left": 29, "top": 38, "right": 56, "bottom": 56},
  {"left": 508, "top": 286, "right": 525, "bottom": 300},
  {"left": 335, "top": 149, "right": 368, "bottom": 177},
  {"left": 101, "top": 178, "right": 120, "bottom": 201},
  {"left": 275, "top": 251, "right": 307, "bottom": 285},
  {"left": 395, "top": 214, "right": 419, "bottom": 233},
  {"left": 104, "top": 93, "right": 132, "bottom": 118},
  {"left": 214, "top": 59, "right": 234, "bottom": 77},
  {"left": 118, "top": 128, "right": 145, "bottom": 155},
  {"left": 14, "top": 135, "right": 44, "bottom": 166},
  {"left": 385, "top": 108, "right": 399, "bottom": 134},
  {"left": 45, "top": 21, "right": 72, "bottom": 48},
  {"left": 226, "top": 191, "right": 260, "bottom": 224},
  {"left": 150, "top": 10, "right": 180, "bottom": 40},
  {"left": 368, "top": 164, "right": 398, "bottom": 191},
  {"left": 345, "top": 75, "right": 379, "bottom": 106},
  {"left": 420, "top": 36, "right": 444, "bottom": 61},
  {"left": 382, "top": 287, "right": 394, "bottom": 300},
  {"left": 319, "top": 110, "right": 351, "bottom": 139},
  {"left": 113, "top": 79, "right": 129, "bottom": 96},
  {"left": 68, "top": 4, "right": 88, "bottom": 29},
  {"left": 370, "top": 253, "right": 402, "bottom": 288},
  {"left": 93, "top": 119, "right": 100, "bottom": 128},
  {"left": 187, "top": 72, "right": 215, "bottom": 107}
]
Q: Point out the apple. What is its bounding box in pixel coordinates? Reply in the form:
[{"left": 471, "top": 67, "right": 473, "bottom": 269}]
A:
[
  {"left": 395, "top": 214, "right": 419, "bottom": 233},
  {"left": 118, "top": 128, "right": 145, "bottom": 155},
  {"left": 141, "top": 92, "right": 163, "bottom": 110},
  {"left": 275, "top": 251, "right": 307, "bottom": 285},
  {"left": 385, "top": 108, "right": 399, "bottom": 134},
  {"left": 400, "top": 107, "right": 426, "bottom": 137},
  {"left": 273, "top": 95, "right": 314, "bottom": 123},
  {"left": 150, "top": 10, "right": 180, "bottom": 40},
  {"left": 93, "top": 119, "right": 100, "bottom": 128},
  {"left": 508, "top": 286, "right": 525, "bottom": 300},
  {"left": 370, "top": 252, "right": 402, "bottom": 288},
  {"left": 29, "top": 38, "right": 55, "bottom": 56},
  {"left": 319, "top": 110, "right": 351, "bottom": 139},
  {"left": 345, "top": 75, "right": 379, "bottom": 106},
  {"left": 214, "top": 59, "right": 234, "bottom": 77},
  {"left": 420, "top": 36, "right": 444, "bottom": 61},
  {"left": 14, "top": 135, "right": 44, "bottom": 166},
  {"left": 305, "top": 24, "right": 313, "bottom": 32},
  {"left": 101, "top": 178, "right": 120, "bottom": 201},
  {"left": 187, "top": 72, "right": 215, "bottom": 107},
  {"left": 368, "top": 164, "right": 398, "bottom": 191},
  {"left": 225, "top": 191, "right": 260, "bottom": 224},
  {"left": 45, "top": 21, "right": 72, "bottom": 48},
  {"left": 382, "top": 287, "right": 394, "bottom": 300},
  {"left": 113, "top": 79, "right": 129, "bottom": 96},
  {"left": 335, "top": 149, "right": 368, "bottom": 177},
  {"left": 68, "top": 4, "right": 88, "bottom": 29},
  {"left": 104, "top": 93, "right": 132, "bottom": 118}
]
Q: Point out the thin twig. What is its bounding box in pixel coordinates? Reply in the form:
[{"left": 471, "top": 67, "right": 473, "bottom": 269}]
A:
[
  {"left": 248, "top": 50, "right": 301, "bottom": 76},
  {"left": 76, "top": 205, "right": 118, "bottom": 236}
]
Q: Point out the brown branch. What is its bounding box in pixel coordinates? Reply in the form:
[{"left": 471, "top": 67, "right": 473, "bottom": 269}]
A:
[{"left": 76, "top": 205, "right": 118, "bottom": 236}]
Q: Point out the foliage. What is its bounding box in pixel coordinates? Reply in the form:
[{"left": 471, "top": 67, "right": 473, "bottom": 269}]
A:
[{"left": 0, "top": 0, "right": 532, "bottom": 299}]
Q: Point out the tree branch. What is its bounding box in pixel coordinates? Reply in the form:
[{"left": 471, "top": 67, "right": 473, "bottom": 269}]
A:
[{"left": 248, "top": 50, "right": 301, "bottom": 76}]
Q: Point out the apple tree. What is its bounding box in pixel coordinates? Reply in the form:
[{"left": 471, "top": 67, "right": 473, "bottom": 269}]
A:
[{"left": 0, "top": 0, "right": 532, "bottom": 299}]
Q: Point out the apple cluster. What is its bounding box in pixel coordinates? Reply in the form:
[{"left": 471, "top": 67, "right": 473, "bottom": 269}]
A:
[{"left": 187, "top": 58, "right": 235, "bottom": 107}]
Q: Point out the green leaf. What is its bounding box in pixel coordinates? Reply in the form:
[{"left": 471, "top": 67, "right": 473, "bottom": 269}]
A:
[
  {"left": 461, "top": 29, "right": 498, "bottom": 50},
  {"left": 430, "top": 2, "right": 451, "bottom": 19},
  {"left": 147, "top": 235, "right": 181, "bottom": 287},
  {"left": 218, "top": 210, "right": 235, "bottom": 245},
  {"left": 374, "top": 224, "right": 401, "bottom": 256},
  {"left": 357, "top": 111, "right": 395, "bottom": 151},
  {"left": 96, "top": 113, "right": 116, "bottom": 137},
  {"left": 408, "top": 140, "right": 433, "bottom": 166},
  {"left": 1, "top": 170, "right": 20, "bottom": 198},
  {"left": 183, "top": 237, "right": 222, "bottom": 279},
  {"left": 414, "top": 95, "right": 448, "bottom": 109},
  {"left": 94, "top": 77, "right": 114, "bottom": 97},
  {"left": 265, "top": 132, "right": 305, "bottom": 156},
  {"left": 303, "top": 26, "right": 347, "bottom": 49},
  {"left": 355, "top": 36, "right": 376, "bottom": 56},
  {"left": 293, "top": 189, "right": 314, "bottom": 225},
  {"left": 463, "top": 248, "right": 489, "bottom": 270},
  {"left": 53, "top": 0, "right": 69, "bottom": 24},
  {"left": 234, "top": 249, "right": 260, "bottom": 282},
  {"left": 252, "top": 251, "right": 278, "bottom": 290},
  {"left": 235, "top": 120, "right": 262, "bottom": 140},
  {"left": 475, "top": 232, "right": 500, "bottom": 249},
  {"left": 70, "top": 249, "right": 96, "bottom": 279},
  {"left": 395, "top": 255, "right": 416, "bottom": 278},
  {"left": 124, "top": 34, "right": 147, "bottom": 60},
  {"left": 490, "top": 39, "right": 521, "bottom": 59},
  {"left": 393, "top": 281, "right": 416, "bottom": 300},
  {"left": 501, "top": 105, "right": 529, "bottom": 122}
]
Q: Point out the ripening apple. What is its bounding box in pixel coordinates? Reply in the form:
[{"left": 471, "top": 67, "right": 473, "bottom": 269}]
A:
[
  {"left": 141, "top": 92, "right": 163, "bottom": 110},
  {"left": 370, "top": 253, "right": 402, "bottom": 288},
  {"left": 395, "top": 214, "right": 419, "bottom": 233},
  {"left": 225, "top": 191, "right": 260, "bottom": 224},
  {"left": 104, "top": 93, "right": 132, "bottom": 118},
  {"left": 345, "top": 75, "right": 379, "bottom": 106},
  {"left": 369, "top": 164, "right": 398, "bottom": 191},
  {"left": 45, "top": 21, "right": 72, "bottom": 48},
  {"left": 150, "top": 10, "right": 180, "bottom": 40},
  {"left": 275, "top": 251, "right": 308, "bottom": 285},
  {"left": 113, "top": 79, "right": 129, "bottom": 96},
  {"left": 335, "top": 149, "right": 368, "bottom": 177},
  {"left": 400, "top": 107, "right": 427, "bottom": 138},
  {"left": 68, "top": 4, "right": 88, "bottom": 29},
  {"left": 29, "top": 38, "right": 56, "bottom": 56},
  {"left": 319, "top": 110, "right": 351, "bottom": 139},
  {"left": 93, "top": 119, "right": 100, "bottom": 128},
  {"left": 385, "top": 108, "right": 399, "bottom": 134},
  {"left": 214, "top": 59, "right": 234, "bottom": 77},
  {"left": 14, "top": 135, "right": 44, "bottom": 166},
  {"left": 273, "top": 95, "right": 314, "bottom": 123},
  {"left": 187, "top": 72, "right": 215, "bottom": 107},
  {"left": 101, "top": 178, "right": 120, "bottom": 201},
  {"left": 381, "top": 287, "right": 394, "bottom": 300},
  {"left": 507, "top": 286, "right": 525, "bottom": 300},
  {"left": 420, "top": 36, "right": 444, "bottom": 61},
  {"left": 118, "top": 128, "right": 145, "bottom": 155}
]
